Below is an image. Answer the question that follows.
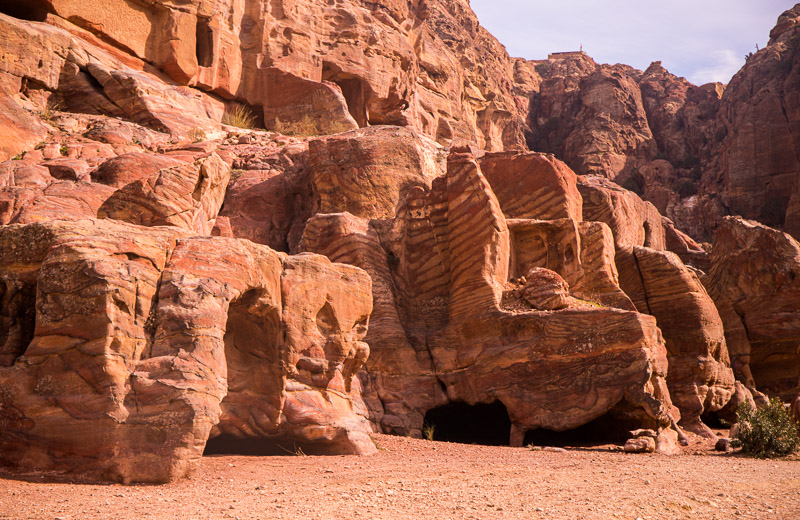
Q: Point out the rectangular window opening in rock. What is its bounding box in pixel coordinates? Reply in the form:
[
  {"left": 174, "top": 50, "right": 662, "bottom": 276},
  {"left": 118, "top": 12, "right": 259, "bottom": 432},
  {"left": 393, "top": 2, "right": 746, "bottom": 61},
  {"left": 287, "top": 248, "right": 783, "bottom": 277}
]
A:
[{"left": 196, "top": 17, "right": 215, "bottom": 68}]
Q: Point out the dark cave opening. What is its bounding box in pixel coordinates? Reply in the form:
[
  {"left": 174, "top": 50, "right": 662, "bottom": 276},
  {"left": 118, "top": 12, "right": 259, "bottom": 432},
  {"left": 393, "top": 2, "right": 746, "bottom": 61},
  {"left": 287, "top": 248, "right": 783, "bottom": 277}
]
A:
[
  {"left": 423, "top": 400, "right": 512, "bottom": 446},
  {"left": 203, "top": 434, "right": 346, "bottom": 457},
  {"left": 196, "top": 17, "right": 215, "bottom": 68},
  {"left": 523, "top": 410, "right": 641, "bottom": 448},
  {"left": 0, "top": 0, "right": 49, "bottom": 22},
  {"left": 321, "top": 62, "right": 368, "bottom": 127},
  {"left": 204, "top": 435, "right": 303, "bottom": 456},
  {"left": 0, "top": 281, "right": 37, "bottom": 367},
  {"left": 700, "top": 411, "right": 727, "bottom": 429}
]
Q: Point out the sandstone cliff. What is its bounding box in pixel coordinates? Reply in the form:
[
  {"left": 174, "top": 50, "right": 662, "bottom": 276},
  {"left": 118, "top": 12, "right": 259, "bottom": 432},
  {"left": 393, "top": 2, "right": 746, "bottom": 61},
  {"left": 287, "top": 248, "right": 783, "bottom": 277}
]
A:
[
  {"left": 0, "top": 0, "right": 798, "bottom": 483},
  {"left": 521, "top": 5, "right": 800, "bottom": 244}
]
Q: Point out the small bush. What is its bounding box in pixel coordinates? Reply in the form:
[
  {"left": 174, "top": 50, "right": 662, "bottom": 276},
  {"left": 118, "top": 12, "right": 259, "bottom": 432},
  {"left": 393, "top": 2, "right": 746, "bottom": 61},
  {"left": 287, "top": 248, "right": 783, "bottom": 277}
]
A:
[
  {"left": 39, "top": 98, "right": 64, "bottom": 122},
  {"left": 222, "top": 103, "right": 257, "bottom": 129},
  {"left": 735, "top": 398, "right": 800, "bottom": 458},
  {"left": 187, "top": 127, "right": 205, "bottom": 143},
  {"left": 422, "top": 423, "right": 436, "bottom": 441},
  {"left": 273, "top": 114, "right": 319, "bottom": 136},
  {"left": 272, "top": 114, "right": 350, "bottom": 136}
]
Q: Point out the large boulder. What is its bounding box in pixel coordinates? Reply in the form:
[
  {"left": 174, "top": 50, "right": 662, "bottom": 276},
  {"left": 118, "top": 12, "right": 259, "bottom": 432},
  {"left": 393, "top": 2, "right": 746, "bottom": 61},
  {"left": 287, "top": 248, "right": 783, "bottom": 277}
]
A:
[
  {"left": 0, "top": 219, "right": 375, "bottom": 482},
  {"left": 98, "top": 153, "right": 230, "bottom": 235},
  {"left": 705, "top": 216, "right": 800, "bottom": 398}
]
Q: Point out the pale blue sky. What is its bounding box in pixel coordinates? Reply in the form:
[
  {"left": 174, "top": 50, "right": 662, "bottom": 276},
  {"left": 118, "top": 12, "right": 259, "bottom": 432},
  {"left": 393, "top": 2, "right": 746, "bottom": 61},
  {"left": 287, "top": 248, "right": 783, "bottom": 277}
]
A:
[{"left": 470, "top": 0, "right": 794, "bottom": 84}]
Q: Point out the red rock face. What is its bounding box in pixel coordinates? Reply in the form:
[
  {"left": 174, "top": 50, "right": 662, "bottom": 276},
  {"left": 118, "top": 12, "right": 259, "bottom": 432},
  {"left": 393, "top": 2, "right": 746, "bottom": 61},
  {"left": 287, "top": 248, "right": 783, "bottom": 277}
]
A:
[
  {"left": 0, "top": 220, "right": 375, "bottom": 482},
  {"left": 1, "top": 0, "right": 800, "bottom": 483},
  {"left": 713, "top": 6, "right": 800, "bottom": 239},
  {"left": 522, "top": 7, "right": 800, "bottom": 244},
  {"left": 705, "top": 217, "right": 800, "bottom": 399},
  {"left": 301, "top": 146, "right": 678, "bottom": 444},
  {"left": 1, "top": 0, "right": 527, "bottom": 151}
]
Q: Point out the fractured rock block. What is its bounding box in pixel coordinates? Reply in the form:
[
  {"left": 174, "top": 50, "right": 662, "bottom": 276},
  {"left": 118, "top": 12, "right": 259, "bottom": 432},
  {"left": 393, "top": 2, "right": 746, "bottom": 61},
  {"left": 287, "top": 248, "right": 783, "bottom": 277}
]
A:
[
  {"left": 705, "top": 217, "right": 800, "bottom": 397},
  {"left": 98, "top": 153, "right": 230, "bottom": 235}
]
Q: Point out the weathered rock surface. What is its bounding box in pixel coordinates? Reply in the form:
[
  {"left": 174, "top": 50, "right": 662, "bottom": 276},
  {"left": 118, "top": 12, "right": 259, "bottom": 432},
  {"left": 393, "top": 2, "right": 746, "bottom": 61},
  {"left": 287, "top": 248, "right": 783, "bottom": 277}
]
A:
[
  {"left": 577, "top": 176, "right": 735, "bottom": 428},
  {"left": 98, "top": 153, "right": 230, "bottom": 235},
  {"left": 713, "top": 6, "right": 800, "bottom": 239},
  {"left": 308, "top": 126, "right": 445, "bottom": 219},
  {"left": 1, "top": 0, "right": 799, "bottom": 484},
  {"left": 301, "top": 148, "right": 678, "bottom": 443},
  {"left": 0, "top": 0, "right": 529, "bottom": 150},
  {"left": 479, "top": 151, "right": 582, "bottom": 222},
  {"left": 0, "top": 219, "right": 375, "bottom": 482},
  {"left": 92, "top": 153, "right": 185, "bottom": 188},
  {"left": 705, "top": 217, "right": 800, "bottom": 398},
  {"left": 627, "top": 246, "right": 734, "bottom": 436},
  {"left": 527, "top": 53, "right": 656, "bottom": 182}
]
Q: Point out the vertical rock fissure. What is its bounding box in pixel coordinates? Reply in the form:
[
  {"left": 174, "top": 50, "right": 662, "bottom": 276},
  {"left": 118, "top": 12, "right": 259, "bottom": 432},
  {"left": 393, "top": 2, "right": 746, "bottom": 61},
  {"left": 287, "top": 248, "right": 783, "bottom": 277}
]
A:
[{"left": 629, "top": 250, "right": 653, "bottom": 315}]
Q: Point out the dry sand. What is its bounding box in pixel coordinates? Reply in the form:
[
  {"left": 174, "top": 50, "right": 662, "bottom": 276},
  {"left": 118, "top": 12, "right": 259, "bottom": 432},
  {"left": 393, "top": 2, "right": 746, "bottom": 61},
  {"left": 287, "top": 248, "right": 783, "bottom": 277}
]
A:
[{"left": 1, "top": 433, "right": 799, "bottom": 520}]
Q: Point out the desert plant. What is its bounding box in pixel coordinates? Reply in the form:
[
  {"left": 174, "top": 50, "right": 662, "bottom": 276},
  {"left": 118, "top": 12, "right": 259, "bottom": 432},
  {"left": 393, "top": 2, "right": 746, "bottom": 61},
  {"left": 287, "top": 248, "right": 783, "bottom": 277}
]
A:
[
  {"left": 734, "top": 398, "right": 800, "bottom": 458},
  {"left": 222, "top": 103, "right": 257, "bottom": 130},
  {"left": 187, "top": 127, "right": 205, "bottom": 143},
  {"left": 273, "top": 114, "right": 319, "bottom": 136},
  {"left": 272, "top": 114, "right": 350, "bottom": 136},
  {"left": 59, "top": 144, "right": 68, "bottom": 156},
  {"left": 422, "top": 423, "right": 436, "bottom": 441},
  {"left": 39, "top": 98, "right": 64, "bottom": 122},
  {"left": 11, "top": 151, "right": 26, "bottom": 160}
]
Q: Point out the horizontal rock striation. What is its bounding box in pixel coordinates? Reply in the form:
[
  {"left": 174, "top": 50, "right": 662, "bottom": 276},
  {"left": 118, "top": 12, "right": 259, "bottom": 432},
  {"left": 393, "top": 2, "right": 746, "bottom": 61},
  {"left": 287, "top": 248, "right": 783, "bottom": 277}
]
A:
[{"left": 1, "top": 0, "right": 799, "bottom": 483}]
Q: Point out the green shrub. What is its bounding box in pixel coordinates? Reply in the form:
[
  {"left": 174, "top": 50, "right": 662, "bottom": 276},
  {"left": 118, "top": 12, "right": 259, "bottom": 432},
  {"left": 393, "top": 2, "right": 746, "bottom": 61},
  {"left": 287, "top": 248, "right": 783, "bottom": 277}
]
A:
[{"left": 735, "top": 398, "right": 800, "bottom": 458}]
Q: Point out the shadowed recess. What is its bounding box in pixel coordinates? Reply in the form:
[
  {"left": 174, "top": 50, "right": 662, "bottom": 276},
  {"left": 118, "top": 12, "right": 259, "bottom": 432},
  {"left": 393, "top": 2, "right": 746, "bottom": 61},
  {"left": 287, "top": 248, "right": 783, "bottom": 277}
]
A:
[
  {"left": 423, "top": 400, "right": 512, "bottom": 446},
  {"left": 203, "top": 435, "right": 346, "bottom": 456},
  {"left": 523, "top": 409, "right": 641, "bottom": 447},
  {"left": 0, "top": 0, "right": 49, "bottom": 21}
]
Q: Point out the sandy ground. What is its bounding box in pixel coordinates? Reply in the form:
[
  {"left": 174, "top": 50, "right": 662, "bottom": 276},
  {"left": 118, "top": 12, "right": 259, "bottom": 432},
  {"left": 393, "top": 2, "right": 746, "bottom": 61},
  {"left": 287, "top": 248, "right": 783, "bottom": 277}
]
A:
[{"left": 1, "top": 433, "right": 799, "bottom": 520}]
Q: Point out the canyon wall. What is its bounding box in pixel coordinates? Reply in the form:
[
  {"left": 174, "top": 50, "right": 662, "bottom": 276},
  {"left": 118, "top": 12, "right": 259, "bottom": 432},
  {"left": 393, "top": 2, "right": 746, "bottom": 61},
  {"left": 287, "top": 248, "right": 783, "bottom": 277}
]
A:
[{"left": 0, "top": 0, "right": 798, "bottom": 482}]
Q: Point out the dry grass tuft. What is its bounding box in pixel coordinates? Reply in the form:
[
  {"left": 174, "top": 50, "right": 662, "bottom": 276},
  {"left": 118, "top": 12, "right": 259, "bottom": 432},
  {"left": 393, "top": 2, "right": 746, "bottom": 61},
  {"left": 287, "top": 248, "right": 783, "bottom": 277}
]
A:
[{"left": 222, "top": 103, "right": 258, "bottom": 130}]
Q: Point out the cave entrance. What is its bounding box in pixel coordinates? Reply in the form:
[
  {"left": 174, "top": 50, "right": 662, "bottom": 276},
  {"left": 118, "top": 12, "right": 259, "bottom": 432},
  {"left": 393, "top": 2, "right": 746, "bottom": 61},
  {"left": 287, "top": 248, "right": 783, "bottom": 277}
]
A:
[
  {"left": 196, "top": 17, "right": 215, "bottom": 68},
  {"left": 321, "top": 62, "right": 368, "bottom": 127},
  {"left": 206, "top": 288, "right": 284, "bottom": 456},
  {"left": 523, "top": 409, "right": 642, "bottom": 448},
  {"left": 203, "top": 433, "right": 348, "bottom": 456},
  {"left": 423, "top": 400, "right": 511, "bottom": 446},
  {"left": 205, "top": 435, "right": 302, "bottom": 456},
  {"left": 0, "top": 0, "right": 49, "bottom": 21},
  {"left": 0, "top": 281, "right": 37, "bottom": 367}
]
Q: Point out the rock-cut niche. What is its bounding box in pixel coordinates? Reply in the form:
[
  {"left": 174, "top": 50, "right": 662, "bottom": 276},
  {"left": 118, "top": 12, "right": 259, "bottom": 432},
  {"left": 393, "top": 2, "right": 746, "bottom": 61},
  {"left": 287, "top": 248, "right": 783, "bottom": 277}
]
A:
[
  {"left": 196, "top": 17, "right": 215, "bottom": 68},
  {"left": 204, "top": 288, "right": 286, "bottom": 455},
  {"left": 321, "top": 61, "right": 368, "bottom": 127},
  {"left": 423, "top": 401, "right": 512, "bottom": 446},
  {"left": 0, "top": 280, "right": 37, "bottom": 367}
]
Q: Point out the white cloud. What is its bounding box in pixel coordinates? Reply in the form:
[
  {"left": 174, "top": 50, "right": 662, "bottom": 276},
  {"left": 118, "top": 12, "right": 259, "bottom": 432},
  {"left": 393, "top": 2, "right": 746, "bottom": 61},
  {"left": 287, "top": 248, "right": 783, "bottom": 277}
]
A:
[
  {"left": 470, "top": 0, "right": 792, "bottom": 84},
  {"left": 689, "top": 49, "right": 745, "bottom": 85}
]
